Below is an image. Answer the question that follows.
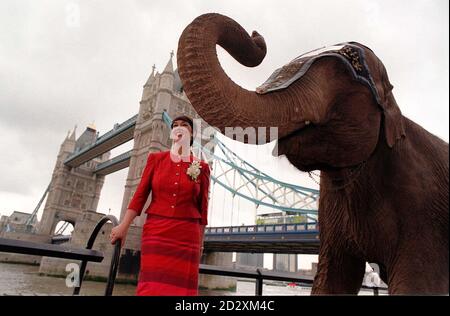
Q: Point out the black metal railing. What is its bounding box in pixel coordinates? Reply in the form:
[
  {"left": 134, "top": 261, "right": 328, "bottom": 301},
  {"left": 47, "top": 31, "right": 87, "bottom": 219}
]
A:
[
  {"left": 0, "top": 215, "right": 121, "bottom": 296},
  {"left": 73, "top": 215, "right": 121, "bottom": 296},
  {"left": 1, "top": 216, "right": 385, "bottom": 296},
  {"left": 199, "top": 264, "right": 386, "bottom": 296},
  {"left": 206, "top": 222, "right": 319, "bottom": 235}
]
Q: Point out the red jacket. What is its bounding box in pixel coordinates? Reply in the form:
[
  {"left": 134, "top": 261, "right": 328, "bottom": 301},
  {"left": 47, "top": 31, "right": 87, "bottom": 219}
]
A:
[{"left": 127, "top": 150, "right": 210, "bottom": 225}]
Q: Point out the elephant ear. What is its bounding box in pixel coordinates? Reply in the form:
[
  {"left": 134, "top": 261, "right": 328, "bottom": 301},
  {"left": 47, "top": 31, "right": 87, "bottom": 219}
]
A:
[
  {"left": 379, "top": 79, "right": 405, "bottom": 148},
  {"left": 363, "top": 45, "right": 406, "bottom": 148}
]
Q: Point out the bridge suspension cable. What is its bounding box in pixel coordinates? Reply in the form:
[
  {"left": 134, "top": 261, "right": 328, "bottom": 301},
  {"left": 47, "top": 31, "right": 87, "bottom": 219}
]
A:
[
  {"left": 54, "top": 221, "right": 71, "bottom": 235},
  {"left": 25, "top": 183, "right": 51, "bottom": 229}
]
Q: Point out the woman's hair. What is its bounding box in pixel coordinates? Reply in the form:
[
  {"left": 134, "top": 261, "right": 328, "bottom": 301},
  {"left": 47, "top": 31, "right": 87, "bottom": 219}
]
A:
[{"left": 171, "top": 115, "right": 194, "bottom": 146}]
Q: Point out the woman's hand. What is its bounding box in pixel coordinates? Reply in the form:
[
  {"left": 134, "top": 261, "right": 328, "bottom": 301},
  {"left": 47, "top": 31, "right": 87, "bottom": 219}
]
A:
[
  {"left": 109, "top": 209, "right": 139, "bottom": 247},
  {"left": 110, "top": 223, "right": 129, "bottom": 247}
]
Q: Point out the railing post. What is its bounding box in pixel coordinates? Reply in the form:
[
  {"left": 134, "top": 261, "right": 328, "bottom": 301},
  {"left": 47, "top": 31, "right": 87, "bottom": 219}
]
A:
[
  {"left": 373, "top": 287, "right": 379, "bottom": 296},
  {"left": 104, "top": 239, "right": 121, "bottom": 296},
  {"left": 255, "top": 268, "right": 263, "bottom": 296},
  {"left": 73, "top": 215, "right": 121, "bottom": 296}
]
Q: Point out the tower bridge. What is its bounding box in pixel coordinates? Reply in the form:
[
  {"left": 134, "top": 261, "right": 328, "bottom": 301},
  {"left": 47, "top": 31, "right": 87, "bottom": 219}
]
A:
[{"left": 0, "top": 52, "right": 320, "bottom": 286}]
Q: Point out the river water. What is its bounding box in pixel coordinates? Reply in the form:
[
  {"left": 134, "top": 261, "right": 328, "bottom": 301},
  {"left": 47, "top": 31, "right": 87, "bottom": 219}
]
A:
[{"left": 0, "top": 262, "right": 378, "bottom": 296}]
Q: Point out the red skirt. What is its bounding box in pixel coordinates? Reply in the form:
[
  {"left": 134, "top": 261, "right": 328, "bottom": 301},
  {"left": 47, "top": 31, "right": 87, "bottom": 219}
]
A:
[{"left": 136, "top": 214, "right": 202, "bottom": 296}]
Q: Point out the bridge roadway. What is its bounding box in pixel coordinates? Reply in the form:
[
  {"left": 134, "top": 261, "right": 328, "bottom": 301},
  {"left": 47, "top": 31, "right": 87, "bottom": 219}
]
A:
[
  {"left": 203, "top": 222, "right": 319, "bottom": 254},
  {"left": 52, "top": 223, "right": 320, "bottom": 254},
  {"left": 64, "top": 115, "right": 138, "bottom": 173}
]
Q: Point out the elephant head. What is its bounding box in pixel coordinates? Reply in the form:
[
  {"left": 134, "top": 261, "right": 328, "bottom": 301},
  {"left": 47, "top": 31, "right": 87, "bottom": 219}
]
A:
[{"left": 177, "top": 13, "right": 406, "bottom": 172}]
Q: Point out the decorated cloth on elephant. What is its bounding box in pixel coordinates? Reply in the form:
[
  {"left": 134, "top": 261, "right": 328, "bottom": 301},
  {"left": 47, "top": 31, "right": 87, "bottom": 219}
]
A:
[{"left": 256, "top": 42, "right": 381, "bottom": 106}]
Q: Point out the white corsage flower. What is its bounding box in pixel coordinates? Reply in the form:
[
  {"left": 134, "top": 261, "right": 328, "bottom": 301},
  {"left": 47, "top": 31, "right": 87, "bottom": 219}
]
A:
[{"left": 186, "top": 160, "right": 202, "bottom": 182}]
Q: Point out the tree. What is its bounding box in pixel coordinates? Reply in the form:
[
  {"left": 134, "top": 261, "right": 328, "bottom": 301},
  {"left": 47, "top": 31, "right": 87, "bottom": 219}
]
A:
[
  {"left": 292, "top": 215, "right": 307, "bottom": 224},
  {"left": 256, "top": 218, "right": 265, "bottom": 225}
]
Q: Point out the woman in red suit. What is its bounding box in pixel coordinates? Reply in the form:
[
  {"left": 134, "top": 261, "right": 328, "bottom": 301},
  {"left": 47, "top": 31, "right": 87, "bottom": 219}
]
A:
[{"left": 109, "top": 115, "right": 210, "bottom": 296}]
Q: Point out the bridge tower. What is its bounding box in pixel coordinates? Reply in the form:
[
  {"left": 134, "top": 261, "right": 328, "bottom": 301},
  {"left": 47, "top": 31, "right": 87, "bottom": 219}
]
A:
[
  {"left": 117, "top": 53, "right": 230, "bottom": 287},
  {"left": 120, "top": 52, "right": 207, "bottom": 228},
  {"left": 36, "top": 124, "right": 110, "bottom": 236}
]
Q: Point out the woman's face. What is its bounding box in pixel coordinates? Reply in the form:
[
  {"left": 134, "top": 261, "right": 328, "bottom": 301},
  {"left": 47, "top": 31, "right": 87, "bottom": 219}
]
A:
[{"left": 171, "top": 120, "right": 192, "bottom": 143}]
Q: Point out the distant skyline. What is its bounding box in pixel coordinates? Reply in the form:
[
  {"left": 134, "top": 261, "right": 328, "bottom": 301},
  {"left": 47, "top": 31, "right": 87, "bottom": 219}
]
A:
[{"left": 0, "top": 0, "right": 448, "bottom": 232}]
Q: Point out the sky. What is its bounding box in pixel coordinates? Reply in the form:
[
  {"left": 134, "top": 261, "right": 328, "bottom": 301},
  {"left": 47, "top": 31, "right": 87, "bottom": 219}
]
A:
[{"left": 0, "top": 0, "right": 448, "bottom": 266}]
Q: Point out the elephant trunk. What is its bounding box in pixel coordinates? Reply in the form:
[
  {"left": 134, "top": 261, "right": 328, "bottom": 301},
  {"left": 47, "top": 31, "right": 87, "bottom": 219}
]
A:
[{"left": 177, "top": 13, "right": 316, "bottom": 143}]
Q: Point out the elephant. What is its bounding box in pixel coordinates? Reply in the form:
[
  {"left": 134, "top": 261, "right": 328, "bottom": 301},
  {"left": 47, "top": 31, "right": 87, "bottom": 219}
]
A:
[{"left": 176, "top": 13, "right": 449, "bottom": 295}]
